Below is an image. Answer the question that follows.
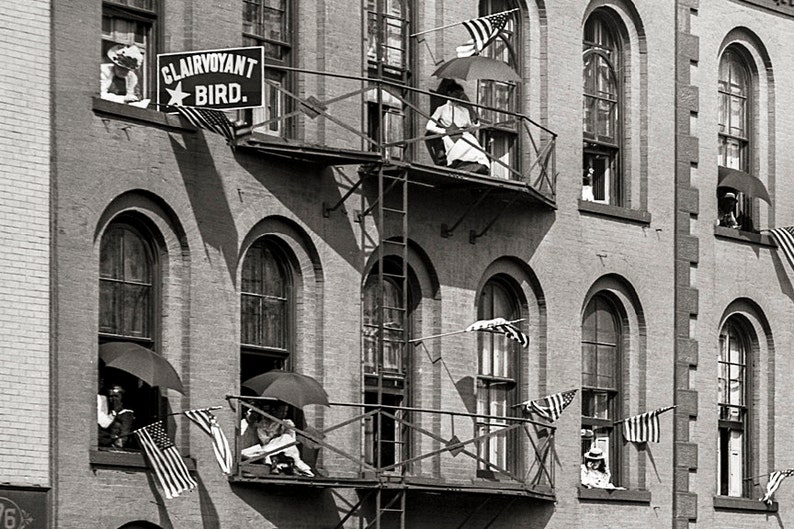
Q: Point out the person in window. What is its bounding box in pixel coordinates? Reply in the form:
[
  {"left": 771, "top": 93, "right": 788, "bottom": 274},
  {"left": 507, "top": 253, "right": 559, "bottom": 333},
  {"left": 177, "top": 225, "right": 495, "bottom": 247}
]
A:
[
  {"left": 718, "top": 191, "right": 740, "bottom": 229},
  {"left": 425, "top": 81, "right": 490, "bottom": 175},
  {"left": 100, "top": 44, "right": 143, "bottom": 104},
  {"left": 98, "top": 385, "right": 135, "bottom": 449},
  {"left": 582, "top": 166, "right": 595, "bottom": 201},
  {"left": 580, "top": 447, "right": 620, "bottom": 489}
]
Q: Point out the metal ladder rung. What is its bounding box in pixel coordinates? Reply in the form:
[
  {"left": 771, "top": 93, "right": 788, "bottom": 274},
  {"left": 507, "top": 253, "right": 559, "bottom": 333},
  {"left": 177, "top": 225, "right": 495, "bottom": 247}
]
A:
[
  {"left": 383, "top": 239, "right": 407, "bottom": 247},
  {"left": 382, "top": 206, "right": 406, "bottom": 215}
]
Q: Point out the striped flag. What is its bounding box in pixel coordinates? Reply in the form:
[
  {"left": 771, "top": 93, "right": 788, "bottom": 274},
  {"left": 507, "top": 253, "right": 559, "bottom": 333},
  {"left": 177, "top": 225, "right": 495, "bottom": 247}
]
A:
[
  {"left": 135, "top": 421, "right": 197, "bottom": 499},
  {"left": 521, "top": 389, "right": 577, "bottom": 423},
  {"left": 466, "top": 317, "right": 529, "bottom": 348},
  {"left": 621, "top": 405, "right": 675, "bottom": 443},
  {"left": 766, "top": 227, "right": 794, "bottom": 270},
  {"left": 175, "top": 106, "right": 236, "bottom": 145},
  {"left": 184, "top": 408, "right": 233, "bottom": 475},
  {"left": 761, "top": 468, "right": 794, "bottom": 504},
  {"left": 456, "top": 10, "right": 512, "bottom": 58}
]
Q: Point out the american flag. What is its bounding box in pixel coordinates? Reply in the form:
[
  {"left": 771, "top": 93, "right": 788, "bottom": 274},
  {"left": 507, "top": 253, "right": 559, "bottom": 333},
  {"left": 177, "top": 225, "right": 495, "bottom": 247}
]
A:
[
  {"left": 184, "top": 408, "right": 233, "bottom": 475},
  {"left": 521, "top": 389, "right": 578, "bottom": 423},
  {"left": 621, "top": 405, "right": 675, "bottom": 443},
  {"left": 465, "top": 317, "right": 529, "bottom": 348},
  {"left": 766, "top": 227, "right": 794, "bottom": 270},
  {"left": 135, "top": 421, "right": 197, "bottom": 499},
  {"left": 456, "top": 10, "right": 513, "bottom": 58},
  {"left": 175, "top": 106, "right": 236, "bottom": 145},
  {"left": 761, "top": 468, "right": 794, "bottom": 505}
]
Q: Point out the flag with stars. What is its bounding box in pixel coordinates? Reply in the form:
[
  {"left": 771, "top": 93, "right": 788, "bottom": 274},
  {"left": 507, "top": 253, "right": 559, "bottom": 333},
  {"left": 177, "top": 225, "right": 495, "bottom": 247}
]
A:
[
  {"left": 521, "top": 389, "right": 578, "bottom": 423},
  {"left": 456, "top": 10, "right": 512, "bottom": 58},
  {"left": 175, "top": 106, "right": 236, "bottom": 145},
  {"left": 761, "top": 468, "right": 794, "bottom": 505},
  {"left": 135, "top": 421, "right": 197, "bottom": 499},
  {"left": 465, "top": 317, "right": 529, "bottom": 348},
  {"left": 184, "top": 408, "right": 233, "bottom": 475}
]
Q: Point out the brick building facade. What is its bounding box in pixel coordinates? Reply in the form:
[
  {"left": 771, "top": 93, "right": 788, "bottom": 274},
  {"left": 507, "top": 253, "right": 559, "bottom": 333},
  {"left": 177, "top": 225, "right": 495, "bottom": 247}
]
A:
[{"left": 0, "top": 0, "right": 791, "bottom": 528}]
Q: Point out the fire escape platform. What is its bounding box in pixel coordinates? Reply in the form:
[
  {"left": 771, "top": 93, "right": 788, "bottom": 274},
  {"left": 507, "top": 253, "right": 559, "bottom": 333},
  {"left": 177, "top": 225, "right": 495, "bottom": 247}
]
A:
[
  {"left": 236, "top": 133, "right": 383, "bottom": 166},
  {"left": 229, "top": 472, "right": 555, "bottom": 501},
  {"left": 362, "top": 161, "right": 557, "bottom": 209}
]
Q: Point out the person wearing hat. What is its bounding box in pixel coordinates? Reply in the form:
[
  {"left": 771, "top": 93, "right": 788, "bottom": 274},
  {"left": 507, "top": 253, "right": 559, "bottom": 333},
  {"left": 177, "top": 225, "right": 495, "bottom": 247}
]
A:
[
  {"left": 718, "top": 190, "right": 740, "bottom": 229},
  {"left": 97, "top": 384, "right": 135, "bottom": 449},
  {"left": 100, "top": 44, "right": 143, "bottom": 104},
  {"left": 581, "top": 446, "right": 619, "bottom": 489}
]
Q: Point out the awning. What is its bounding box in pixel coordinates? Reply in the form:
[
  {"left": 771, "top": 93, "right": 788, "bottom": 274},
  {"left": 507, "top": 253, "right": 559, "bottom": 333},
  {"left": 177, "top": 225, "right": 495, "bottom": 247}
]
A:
[{"left": 718, "top": 166, "right": 771, "bottom": 204}]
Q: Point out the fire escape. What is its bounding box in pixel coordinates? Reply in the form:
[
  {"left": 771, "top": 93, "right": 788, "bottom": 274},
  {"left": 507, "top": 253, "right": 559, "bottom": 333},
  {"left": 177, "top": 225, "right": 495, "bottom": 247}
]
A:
[{"left": 226, "top": 3, "right": 558, "bottom": 528}]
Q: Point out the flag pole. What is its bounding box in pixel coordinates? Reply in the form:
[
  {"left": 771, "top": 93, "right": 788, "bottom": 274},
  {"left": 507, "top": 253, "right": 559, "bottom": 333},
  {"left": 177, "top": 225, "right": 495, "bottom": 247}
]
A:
[
  {"left": 409, "top": 8, "right": 519, "bottom": 38},
  {"left": 408, "top": 318, "right": 525, "bottom": 343},
  {"left": 510, "top": 388, "right": 579, "bottom": 408},
  {"left": 114, "top": 406, "right": 225, "bottom": 439}
]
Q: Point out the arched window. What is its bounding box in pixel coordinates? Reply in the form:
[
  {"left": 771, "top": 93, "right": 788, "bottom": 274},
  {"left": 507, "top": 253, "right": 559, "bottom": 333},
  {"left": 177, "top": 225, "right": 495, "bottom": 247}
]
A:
[
  {"left": 478, "top": 0, "right": 520, "bottom": 180},
  {"left": 717, "top": 318, "right": 750, "bottom": 497},
  {"left": 475, "top": 277, "right": 521, "bottom": 476},
  {"left": 240, "top": 238, "right": 293, "bottom": 383},
  {"left": 581, "top": 293, "right": 622, "bottom": 485},
  {"left": 717, "top": 47, "right": 754, "bottom": 232},
  {"left": 583, "top": 10, "right": 623, "bottom": 206},
  {"left": 98, "top": 221, "right": 161, "bottom": 446}
]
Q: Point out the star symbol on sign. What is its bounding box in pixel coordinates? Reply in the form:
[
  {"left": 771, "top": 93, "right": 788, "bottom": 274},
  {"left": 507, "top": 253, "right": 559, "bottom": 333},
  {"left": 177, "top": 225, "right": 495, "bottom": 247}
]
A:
[{"left": 166, "top": 81, "right": 191, "bottom": 106}]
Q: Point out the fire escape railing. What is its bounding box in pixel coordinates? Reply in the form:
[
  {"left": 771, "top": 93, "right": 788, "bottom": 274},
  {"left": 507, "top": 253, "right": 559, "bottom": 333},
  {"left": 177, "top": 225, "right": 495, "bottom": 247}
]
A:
[
  {"left": 228, "top": 397, "right": 556, "bottom": 494},
  {"left": 236, "top": 66, "right": 557, "bottom": 201}
]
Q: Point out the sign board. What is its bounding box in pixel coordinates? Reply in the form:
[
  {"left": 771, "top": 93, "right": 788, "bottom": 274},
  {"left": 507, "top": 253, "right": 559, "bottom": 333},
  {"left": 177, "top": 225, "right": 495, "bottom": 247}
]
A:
[
  {"left": 157, "top": 46, "right": 264, "bottom": 110},
  {"left": 0, "top": 488, "right": 48, "bottom": 529}
]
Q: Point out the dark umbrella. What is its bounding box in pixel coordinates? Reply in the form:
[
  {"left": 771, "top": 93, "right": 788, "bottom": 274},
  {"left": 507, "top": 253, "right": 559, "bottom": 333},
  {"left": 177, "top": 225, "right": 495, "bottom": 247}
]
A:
[
  {"left": 718, "top": 166, "right": 772, "bottom": 204},
  {"left": 432, "top": 56, "right": 521, "bottom": 82},
  {"left": 99, "top": 342, "right": 185, "bottom": 394},
  {"left": 242, "top": 370, "right": 330, "bottom": 408}
]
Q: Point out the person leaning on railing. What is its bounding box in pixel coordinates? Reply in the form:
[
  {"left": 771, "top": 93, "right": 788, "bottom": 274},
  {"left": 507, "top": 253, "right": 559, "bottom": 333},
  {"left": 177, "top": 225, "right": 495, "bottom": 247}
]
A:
[{"left": 425, "top": 81, "right": 490, "bottom": 175}]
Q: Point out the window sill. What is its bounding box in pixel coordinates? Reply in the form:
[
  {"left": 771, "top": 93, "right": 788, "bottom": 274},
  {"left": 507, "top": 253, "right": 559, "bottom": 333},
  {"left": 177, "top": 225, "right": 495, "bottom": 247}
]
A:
[
  {"left": 92, "top": 97, "right": 193, "bottom": 131},
  {"left": 577, "top": 200, "right": 652, "bottom": 225},
  {"left": 714, "top": 225, "right": 775, "bottom": 247},
  {"left": 577, "top": 485, "right": 651, "bottom": 503},
  {"left": 89, "top": 448, "right": 196, "bottom": 471},
  {"left": 713, "top": 495, "right": 777, "bottom": 512}
]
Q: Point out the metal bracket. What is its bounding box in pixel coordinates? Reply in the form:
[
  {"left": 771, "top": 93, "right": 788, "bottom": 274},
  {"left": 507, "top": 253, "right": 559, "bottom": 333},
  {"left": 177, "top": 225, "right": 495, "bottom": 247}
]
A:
[
  {"left": 323, "top": 177, "right": 364, "bottom": 218},
  {"left": 441, "top": 189, "right": 493, "bottom": 238},
  {"left": 468, "top": 194, "right": 521, "bottom": 244}
]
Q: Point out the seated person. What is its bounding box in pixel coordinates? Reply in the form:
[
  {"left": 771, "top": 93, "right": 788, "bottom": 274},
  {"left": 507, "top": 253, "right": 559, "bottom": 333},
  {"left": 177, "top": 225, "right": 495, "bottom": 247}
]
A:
[
  {"left": 580, "top": 447, "right": 623, "bottom": 489},
  {"left": 425, "top": 81, "right": 490, "bottom": 175},
  {"left": 98, "top": 385, "right": 135, "bottom": 449},
  {"left": 100, "top": 44, "right": 143, "bottom": 104},
  {"left": 241, "top": 417, "right": 314, "bottom": 477},
  {"left": 718, "top": 191, "right": 740, "bottom": 229}
]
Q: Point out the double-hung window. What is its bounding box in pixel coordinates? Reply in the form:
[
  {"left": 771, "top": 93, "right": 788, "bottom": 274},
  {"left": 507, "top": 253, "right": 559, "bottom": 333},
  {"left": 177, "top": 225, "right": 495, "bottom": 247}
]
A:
[
  {"left": 101, "top": 0, "right": 157, "bottom": 100},
  {"left": 243, "top": 0, "right": 292, "bottom": 135}
]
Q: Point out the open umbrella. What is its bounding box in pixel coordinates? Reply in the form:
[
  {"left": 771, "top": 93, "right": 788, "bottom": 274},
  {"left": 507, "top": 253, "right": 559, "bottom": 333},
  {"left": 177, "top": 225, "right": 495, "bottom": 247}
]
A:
[
  {"left": 99, "top": 342, "right": 185, "bottom": 394},
  {"left": 718, "top": 166, "right": 771, "bottom": 204},
  {"left": 242, "top": 370, "right": 329, "bottom": 408},
  {"left": 432, "top": 56, "right": 520, "bottom": 82}
]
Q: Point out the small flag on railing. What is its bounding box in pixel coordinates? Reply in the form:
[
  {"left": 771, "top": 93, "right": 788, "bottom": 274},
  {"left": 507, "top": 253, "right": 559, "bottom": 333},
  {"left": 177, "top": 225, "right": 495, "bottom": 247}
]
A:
[
  {"left": 134, "top": 421, "right": 197, "bottom": 499},
  {"left": 184, "top": 408, "right": 233, "bottom": 475},
  {"left": 520, "top": 389, "right": 577, "bottom": 423},
  {"left": 766, "top": 227, "right": 794, "bottom": 270},
  {"left": 761, "top": 468, "right": 794, "bottom": 504},
  {"left": 620, "top": 405, "right": 675, "bottom": 443},
  {"left": 465, "top": 317, "right": 529, "bottom": 348},
  {"left": 174, "top": 106, "right": 236, "bottom": 145},
  {"left": 456, "top": 10, "right": 513, "bottom": 57}
]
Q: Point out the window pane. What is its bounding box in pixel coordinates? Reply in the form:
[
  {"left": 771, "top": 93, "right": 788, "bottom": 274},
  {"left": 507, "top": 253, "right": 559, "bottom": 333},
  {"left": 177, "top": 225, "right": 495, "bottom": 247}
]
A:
[{"left": 240, "top": 241, "right": 289, "bottom": 350}]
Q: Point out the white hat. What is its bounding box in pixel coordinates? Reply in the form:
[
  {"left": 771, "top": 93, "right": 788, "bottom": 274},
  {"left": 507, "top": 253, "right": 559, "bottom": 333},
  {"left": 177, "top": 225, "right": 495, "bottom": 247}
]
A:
[
  {"left": 108, "top": 44, "right": 143, "bottom": 70},
  {"left": 584, "top": 447, "right": 605, "bottom": 460}
]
